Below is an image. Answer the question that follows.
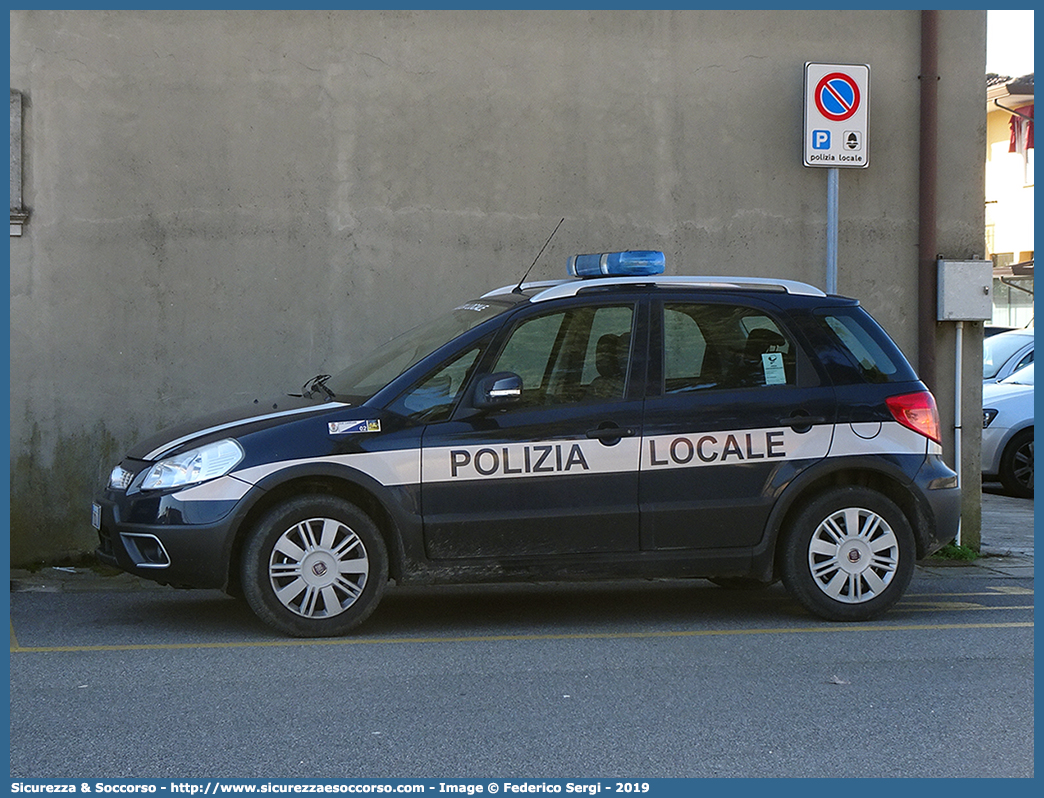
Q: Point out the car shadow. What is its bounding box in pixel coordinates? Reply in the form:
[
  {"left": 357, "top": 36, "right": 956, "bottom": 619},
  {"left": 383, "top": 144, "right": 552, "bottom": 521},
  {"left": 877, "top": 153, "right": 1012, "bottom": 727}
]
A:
[
  {"left": 99, "top": 578, "right": 803, "bottom": 642},
  {"left": 365, "top": 578, "right": 800, "bottom": 637}
]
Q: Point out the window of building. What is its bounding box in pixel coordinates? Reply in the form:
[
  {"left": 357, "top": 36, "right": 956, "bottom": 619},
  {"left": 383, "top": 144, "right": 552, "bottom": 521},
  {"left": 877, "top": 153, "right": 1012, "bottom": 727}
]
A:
[{"left": 1008, "top": 105, "right": 1034, "bottom": 186}]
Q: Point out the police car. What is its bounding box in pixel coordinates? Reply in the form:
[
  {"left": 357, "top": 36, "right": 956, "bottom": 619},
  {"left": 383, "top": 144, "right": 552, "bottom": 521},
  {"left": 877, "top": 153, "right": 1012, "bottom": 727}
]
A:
[{"left": 93, "top": 251, "right": 959, "bottom": 636}]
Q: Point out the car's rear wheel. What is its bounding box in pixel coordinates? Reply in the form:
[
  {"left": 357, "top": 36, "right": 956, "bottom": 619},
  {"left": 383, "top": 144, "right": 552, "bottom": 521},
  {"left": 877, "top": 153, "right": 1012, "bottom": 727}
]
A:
[
  {"left": 241, "top": 495, "right": 388, "bottom": 637},
  {"left": 999, "top": 429, "right": 1034, "bottom": 499},
  {"left": 780, "top": 487, "right": 915, "bottom": 621}
]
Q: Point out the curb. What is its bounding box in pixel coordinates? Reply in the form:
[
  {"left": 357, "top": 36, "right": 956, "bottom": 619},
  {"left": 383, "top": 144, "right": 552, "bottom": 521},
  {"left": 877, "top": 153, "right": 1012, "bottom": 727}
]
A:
[{"left": 916, "top": 550, "right": 1034, "bottom": 579}]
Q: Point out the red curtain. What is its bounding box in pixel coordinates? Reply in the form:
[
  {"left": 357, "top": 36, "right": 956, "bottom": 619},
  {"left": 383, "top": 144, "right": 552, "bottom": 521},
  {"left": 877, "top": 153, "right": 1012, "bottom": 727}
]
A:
[{"left": 1009, "top": 104, "right": 1034, "bottom": 153}]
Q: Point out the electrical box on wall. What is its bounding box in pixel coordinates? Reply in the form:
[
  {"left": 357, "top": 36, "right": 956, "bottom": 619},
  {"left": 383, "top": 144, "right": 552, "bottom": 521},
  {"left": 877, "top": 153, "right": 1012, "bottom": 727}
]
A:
[{"left": 937, "top": 260, "right": 993, "bottom": 321}]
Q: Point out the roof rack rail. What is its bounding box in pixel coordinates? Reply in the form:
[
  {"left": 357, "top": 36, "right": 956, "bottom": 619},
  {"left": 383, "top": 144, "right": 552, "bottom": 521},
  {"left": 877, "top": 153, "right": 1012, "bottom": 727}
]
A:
[{"left": 526, "top": 275, "right": 826, "bottom": 303}]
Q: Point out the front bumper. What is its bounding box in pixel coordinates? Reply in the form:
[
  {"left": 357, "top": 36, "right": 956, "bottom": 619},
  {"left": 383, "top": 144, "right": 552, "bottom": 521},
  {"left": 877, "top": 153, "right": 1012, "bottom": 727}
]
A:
[
  {"left": 980, "top": 425, "right": 1012, "bottom": 477},
  {"left": 93, "top": 478, "right": 248, "bottom": 589}
]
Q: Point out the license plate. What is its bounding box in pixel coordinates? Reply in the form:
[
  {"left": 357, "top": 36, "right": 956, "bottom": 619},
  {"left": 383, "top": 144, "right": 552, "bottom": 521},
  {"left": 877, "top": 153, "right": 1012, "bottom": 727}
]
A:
[{"left": 91, "top": 503, "right": 102, "bottom": 530}]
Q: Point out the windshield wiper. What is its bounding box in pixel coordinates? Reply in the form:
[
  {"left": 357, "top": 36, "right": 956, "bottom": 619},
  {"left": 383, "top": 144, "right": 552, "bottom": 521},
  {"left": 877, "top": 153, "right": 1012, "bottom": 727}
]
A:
[{"left": 302, "top": 374, "right": 335, "bottom": 400}]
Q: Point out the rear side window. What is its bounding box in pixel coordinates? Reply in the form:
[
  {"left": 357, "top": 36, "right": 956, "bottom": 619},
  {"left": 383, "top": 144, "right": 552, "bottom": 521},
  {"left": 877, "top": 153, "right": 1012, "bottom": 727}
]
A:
[
  {"left": 662, "top": 303, "right": 795, "bottom": 391},
  {"left": 816, "top": 310, "right": 915, "bottom": 384}
]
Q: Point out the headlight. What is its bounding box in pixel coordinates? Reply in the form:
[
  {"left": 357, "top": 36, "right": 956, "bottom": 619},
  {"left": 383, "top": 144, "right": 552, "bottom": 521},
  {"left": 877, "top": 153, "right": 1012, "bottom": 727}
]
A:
[
  {"left": 983, "top": 409, "right": 999, "bottom": 429},
  {"left": 108, "top": 465, "right": 135, "bottom": 491},
  {"left": 141, "top": 439, "right": 245, "bottom": 490}
]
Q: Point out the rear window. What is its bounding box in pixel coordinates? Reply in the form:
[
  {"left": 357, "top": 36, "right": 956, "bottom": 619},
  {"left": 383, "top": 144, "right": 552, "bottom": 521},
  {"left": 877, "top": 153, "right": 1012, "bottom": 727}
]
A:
[{"left": 816, "top": 309, "right": 916, "bottom": 384}]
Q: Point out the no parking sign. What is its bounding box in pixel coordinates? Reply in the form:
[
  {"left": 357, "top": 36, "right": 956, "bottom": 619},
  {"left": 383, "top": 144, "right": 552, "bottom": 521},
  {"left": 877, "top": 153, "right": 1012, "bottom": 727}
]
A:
[{"left": 803, "top": 62, "right": 869, "bottom": 168}]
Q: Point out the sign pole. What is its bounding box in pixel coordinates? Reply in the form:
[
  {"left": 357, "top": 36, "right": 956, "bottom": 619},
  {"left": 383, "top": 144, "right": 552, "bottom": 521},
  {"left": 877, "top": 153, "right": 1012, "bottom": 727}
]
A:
[
  {"left": 826, "top": 167, "right": 839, "bottom": 294},
  {"left": 803, "top": 62, "right": 869, "bottom": 295}
]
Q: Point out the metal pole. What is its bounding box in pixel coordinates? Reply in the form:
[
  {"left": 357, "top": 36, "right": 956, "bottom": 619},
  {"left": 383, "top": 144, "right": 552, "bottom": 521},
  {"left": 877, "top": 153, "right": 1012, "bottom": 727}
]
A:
[
  {"left": 826, "top": 167, "right": 839, "bottom": 294},
  {"left": 954, "top": 320, "right": 963, "bottom": 546}
]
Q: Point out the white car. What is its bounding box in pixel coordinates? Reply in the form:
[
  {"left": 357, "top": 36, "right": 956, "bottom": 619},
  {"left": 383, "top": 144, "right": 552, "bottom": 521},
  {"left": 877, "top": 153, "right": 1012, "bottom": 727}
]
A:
[
  {"left": 983, "top": 328, "right": 1034, "bottom": 384},
  {"left": 982, "top": 363, "right": 1034, "bottom": 498}
]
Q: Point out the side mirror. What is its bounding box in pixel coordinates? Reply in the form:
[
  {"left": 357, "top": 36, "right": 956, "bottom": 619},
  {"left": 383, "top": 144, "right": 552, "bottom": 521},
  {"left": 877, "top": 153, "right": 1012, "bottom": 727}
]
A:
[{"left": 473, "top": 372, "right": 523, "bottom": 409}]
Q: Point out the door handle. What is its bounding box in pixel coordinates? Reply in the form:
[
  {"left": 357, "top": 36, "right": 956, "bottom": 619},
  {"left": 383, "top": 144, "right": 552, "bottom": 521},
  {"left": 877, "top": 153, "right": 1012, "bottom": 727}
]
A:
[
  {"left": 779, "top": 412, "right": 827, "bottom": 432},
  {"left": 585, "top": 424, "right": 636, "bottom": 445}
]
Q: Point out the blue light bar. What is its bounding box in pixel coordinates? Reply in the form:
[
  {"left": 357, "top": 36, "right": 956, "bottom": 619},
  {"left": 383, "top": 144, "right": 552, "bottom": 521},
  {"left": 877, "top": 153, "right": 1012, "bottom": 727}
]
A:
[{"left": 567, "top": 250, "right": 666, "bottom": 278}]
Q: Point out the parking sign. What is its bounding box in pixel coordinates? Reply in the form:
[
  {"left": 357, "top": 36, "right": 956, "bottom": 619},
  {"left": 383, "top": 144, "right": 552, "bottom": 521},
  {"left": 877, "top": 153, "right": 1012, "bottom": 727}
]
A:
[{"left": 804, "top": 62, "right": 869, "bottom": 168}]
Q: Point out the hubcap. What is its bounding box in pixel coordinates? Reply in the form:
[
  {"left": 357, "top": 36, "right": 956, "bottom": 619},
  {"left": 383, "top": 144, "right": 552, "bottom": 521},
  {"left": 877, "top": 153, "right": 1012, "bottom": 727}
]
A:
[
  {"left": 1012, "top": 439, "right": 1034, "bottom": 490},
  {"left": 268, "top": 517, "right": 369, "bottom": 619},
  {"left": 807, "top": 506, "right": 898, "bottom": 604}
]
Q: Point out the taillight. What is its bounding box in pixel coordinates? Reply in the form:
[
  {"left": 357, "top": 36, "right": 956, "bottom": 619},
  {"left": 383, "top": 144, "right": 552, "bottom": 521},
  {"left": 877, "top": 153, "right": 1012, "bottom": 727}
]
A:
[{"left": 886, "top": 391, "right": 941, "bottom": 444}]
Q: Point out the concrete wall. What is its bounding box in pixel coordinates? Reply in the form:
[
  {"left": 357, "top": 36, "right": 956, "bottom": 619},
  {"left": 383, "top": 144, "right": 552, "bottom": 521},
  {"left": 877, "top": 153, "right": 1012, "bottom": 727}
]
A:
[{"left": 9, "top": 9, "right": 987, "bottom": 565}]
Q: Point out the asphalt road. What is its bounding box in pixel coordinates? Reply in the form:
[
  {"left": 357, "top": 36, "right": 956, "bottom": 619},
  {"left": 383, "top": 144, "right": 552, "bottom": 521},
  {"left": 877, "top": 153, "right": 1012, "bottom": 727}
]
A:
[{"left": 9, "top": 569, "right": 1034, "bottom": 779}]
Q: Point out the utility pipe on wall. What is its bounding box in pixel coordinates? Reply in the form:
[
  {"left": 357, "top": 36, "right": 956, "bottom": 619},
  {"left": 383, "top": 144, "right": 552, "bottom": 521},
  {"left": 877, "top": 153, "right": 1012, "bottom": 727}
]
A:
[
  {"left": 954, "top": 320, "right": 963, "bottom": 545},
  {"left": 918, "top": 10, "right": 940, "bottom": 390}
]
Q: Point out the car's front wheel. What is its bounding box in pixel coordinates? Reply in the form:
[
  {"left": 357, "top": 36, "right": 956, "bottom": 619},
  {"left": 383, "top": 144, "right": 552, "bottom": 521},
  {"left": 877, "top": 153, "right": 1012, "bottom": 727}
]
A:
[
  {"left": 780, "top": 487, "right": 915, "bottom": 621},
  {"left": 999, "top": 428, "right": 1033, "bottom": 499},
  {"left": 241, "top": 495, "right": 388, "bottom": 637}
]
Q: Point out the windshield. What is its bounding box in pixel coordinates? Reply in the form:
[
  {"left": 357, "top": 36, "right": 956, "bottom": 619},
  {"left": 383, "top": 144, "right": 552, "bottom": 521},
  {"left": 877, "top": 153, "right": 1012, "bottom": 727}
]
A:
[
  {"left": 324, "top": 300, "right": 510, "bottom": 401},
  {"left": 983, "top": 332, "right": 1033, "bottom": 379}
]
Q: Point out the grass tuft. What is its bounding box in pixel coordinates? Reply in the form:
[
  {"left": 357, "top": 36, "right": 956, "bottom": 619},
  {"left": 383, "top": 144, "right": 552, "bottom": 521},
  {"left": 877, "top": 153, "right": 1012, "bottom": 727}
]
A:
[{"left": 930, "top": 543, "right": 981, "bottom": 562}]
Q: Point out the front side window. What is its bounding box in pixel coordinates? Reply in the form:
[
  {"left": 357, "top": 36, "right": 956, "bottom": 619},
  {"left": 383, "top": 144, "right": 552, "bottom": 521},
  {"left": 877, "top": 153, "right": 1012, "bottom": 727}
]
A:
[
  {"left": 388, "top": 342, "right": 485, "bottom": 423},
  {"left": 661, "top": 303, "right": 794, "bottom": 392},
  {"left": 1013, "top": 348, "right": 1034, "bottom": 373},
  {"left": 491, "top": 304, "right": 635, "bottom": 406}
]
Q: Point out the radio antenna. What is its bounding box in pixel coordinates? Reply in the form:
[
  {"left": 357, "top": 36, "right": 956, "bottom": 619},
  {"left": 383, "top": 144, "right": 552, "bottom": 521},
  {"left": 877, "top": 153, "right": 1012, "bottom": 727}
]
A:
[{"left": 513, "top": 217, "right": 565, "bottom": 294}]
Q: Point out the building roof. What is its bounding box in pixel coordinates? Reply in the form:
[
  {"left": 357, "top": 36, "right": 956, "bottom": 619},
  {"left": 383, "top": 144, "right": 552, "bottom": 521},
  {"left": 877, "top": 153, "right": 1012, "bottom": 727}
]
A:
[
  {"left": 994, "top": 260, "right": 1034, "bottom": 279},
  {"left": 987, "top": 72, "right": 1034, "bottom": 108},
  {"left": 1007, "top": 73, "right": 1034, "bottom": 95}
]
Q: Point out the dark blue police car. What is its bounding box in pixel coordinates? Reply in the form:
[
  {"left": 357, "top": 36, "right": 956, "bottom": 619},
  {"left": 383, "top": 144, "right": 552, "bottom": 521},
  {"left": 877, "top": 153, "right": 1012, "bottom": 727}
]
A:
[{"left": 94, "top": 251, "right": 959, "bottom": 636}]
